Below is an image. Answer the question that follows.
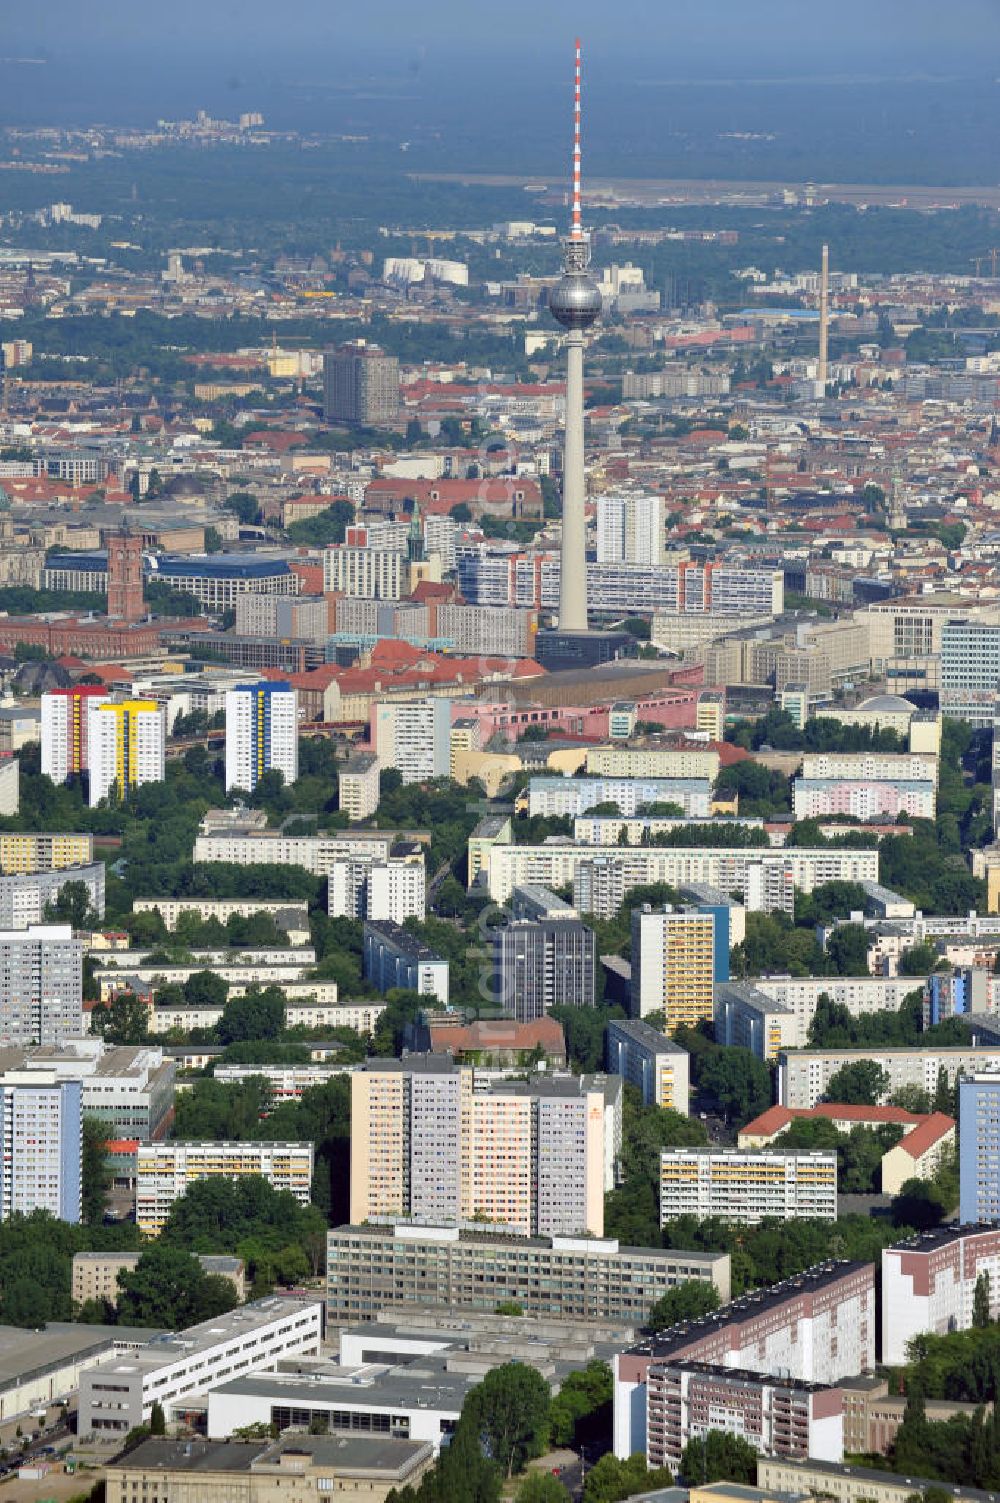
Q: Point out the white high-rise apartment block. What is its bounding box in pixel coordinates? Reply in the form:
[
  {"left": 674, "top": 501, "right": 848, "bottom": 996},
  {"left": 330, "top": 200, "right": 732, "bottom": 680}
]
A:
[
  {"left": 328, "top": 856, "right": 426, "bottom": 923},
  {"left": 0, "top": 924, "right": 83, "bottom": 1045},
  {"left": 596, "top": 494, "right": 665, "bottom": 566},
  {"left": 0, "top": 1071, "right": 81, "bottom": 1223},
  {"left": 224, "top": 681, "right": 299, "bottom": 794},
  {"left": 323, "top": 547, "right": 407, "bottom": 600},
  {"left": 87, "top": 701, "right": 166, "bottom": 807},
  {"left": 41, "top": 687, "right": 109, "bottom": 785},
  {"left": 371, "top": 697, "right": 451, "bottom": 783},
  {"left": 338, "top": 753, "right": 381, "bottom": 822}
]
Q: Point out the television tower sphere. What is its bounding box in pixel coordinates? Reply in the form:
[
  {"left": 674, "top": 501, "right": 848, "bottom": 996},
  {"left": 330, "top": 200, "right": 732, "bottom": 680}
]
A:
[{"left": 549, "top": 270, "right": 602, "bottom": 329}]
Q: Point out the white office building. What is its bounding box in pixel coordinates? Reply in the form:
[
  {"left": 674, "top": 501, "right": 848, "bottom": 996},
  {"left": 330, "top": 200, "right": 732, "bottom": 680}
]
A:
[{"left": 79, "top": 1296, "right": 323, "bottom": 1436}]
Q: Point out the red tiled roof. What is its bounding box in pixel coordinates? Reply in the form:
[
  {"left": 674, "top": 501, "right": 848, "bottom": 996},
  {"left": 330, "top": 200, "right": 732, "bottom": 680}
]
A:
[
  {"left": 895, "top": 1112, "right": 956, "bottom": 1159},
  {"left": 428, "top": 1017, "right": 565, "bottom": 1053},
  {"left": 741, "top": 1102, "right": 924, "bottom": 1138}
]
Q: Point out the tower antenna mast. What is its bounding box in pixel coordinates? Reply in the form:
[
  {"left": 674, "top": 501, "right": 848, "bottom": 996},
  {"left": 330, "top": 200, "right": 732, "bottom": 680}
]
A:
[{"left": 548, "top": 38, "right": 601, "bottom": 635}]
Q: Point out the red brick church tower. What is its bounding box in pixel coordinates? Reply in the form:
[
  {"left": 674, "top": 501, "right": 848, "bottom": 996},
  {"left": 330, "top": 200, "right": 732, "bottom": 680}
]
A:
[{"left": 107, "top": 525, "right": 144, "bottom": 622}]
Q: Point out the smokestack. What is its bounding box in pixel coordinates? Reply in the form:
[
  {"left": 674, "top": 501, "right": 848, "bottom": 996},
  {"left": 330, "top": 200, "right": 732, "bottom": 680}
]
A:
[{"left": 818, "top": 243, "right": 829, "bottom": 395}]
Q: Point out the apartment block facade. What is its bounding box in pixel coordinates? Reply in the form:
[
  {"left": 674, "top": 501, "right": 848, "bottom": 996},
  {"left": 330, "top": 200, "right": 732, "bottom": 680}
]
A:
[
  {"left": 88, "top": 700, "right": 166, "bottom": 806},
  {"left": 606, "top": 1020, "right": 690, "bottom": 1112},
  {"left": 0, "top": 924, "right": 82, "bottom": 1046},
  {"left": 631, "top": 907, "right": 715, "bottom": 1029},
  {"left": 0, "top": 1071, "right": 81, "bottom": 1222},
  {"left": 349, "top": 1056, "right": 620, "bottom": 1239},
  {"left": 659, "top": 1147, "right": 838, "bottom": 1225},
  {"left": 362, "top": 920, "right": 448, "bottom": 1005},
  {"left": 135, "top": 1141, "right": 314, "bottom": 1236},
  {"left": 779, "top": 1045, "right": 1000, "bottom": 1110},
  {"left": 882, "top": 1223, "right": 1000, "bottom": 1364},
  {"left": 225, "top": 682, "right": 298, "bottom": 794},
  {"left": 614, "top": 1261, "right": 876, "bottom": 1460},
  {"left": 40, "top": 685, "right": 109, "bottom": 785},
  {"left": 326, "top": 1223, "right": 730, "bottom": 1324},
  {"left": 492, "top": 916, "right": 596, "bottom": 1021},
  {"left": 328, "top": 857, "right": 426, "bottom": 925}
]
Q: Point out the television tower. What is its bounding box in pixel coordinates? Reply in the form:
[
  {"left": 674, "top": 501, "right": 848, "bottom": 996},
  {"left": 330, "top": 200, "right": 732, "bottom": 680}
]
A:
[
  {"left": 817, "top": 243, "right": 830, "bottom": 395},
  {"left": 548, "top": 38, "right": 601, "bottom": 633}
]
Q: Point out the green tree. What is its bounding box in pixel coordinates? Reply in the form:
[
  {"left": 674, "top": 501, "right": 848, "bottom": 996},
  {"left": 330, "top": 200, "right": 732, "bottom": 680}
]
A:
[
  {"left": 225, "top": 492, "right": 261, "bottom": 526},
  {"left": 458, "top": 1364, "right": 551, "bottom": 1479},
  {"left": 89, "top": 993, "right": 149, "bottom": 1045},
  {"left": 216, "top": 987, "right": 285, "bottom": 1044},
  {"left": 824, "top": 1059, "right": 890, "bottom": 1105},
  {"left": 182, "top": 970, "right": 229, "bottom": 1009},
  {"left": 548, "top": 1361, "right": 613, "bottom": 1449},
  {"left": 149, "top": 1401, "right": 166, "bottom": 1436},
  {"left": 582, "top": 1454, "right": 673, "bottom": 1503},
  {"left": 968, "top": 1268, "right": 986, "bottom": 1328},
  {"left": 697, "top": 1048, "right": 772, "bottom": 1126},
  {"left": 117, "top": 1245, "right": 238, "bottom": 1328},
  {"left": 82, "top": 1116, "right": 111, "bottom": 1226},
  {"left": 974, "top": 1271, "right": 992, "bottom": 1328},
  {"left": 825, "top": 923, "right": 871, "bottom": 976},
  {"left": 43, "top": 880, "right": 101, "bottom": 930},
  {"left": 647, "top": 1280, "right": 721, "bottom": 1332},
  {"left": 516, "top": 1475, "right": 571, "bottom": 1503},
  {"left": 680, "top": 1431, "right": 757, "bottom": 1485}
]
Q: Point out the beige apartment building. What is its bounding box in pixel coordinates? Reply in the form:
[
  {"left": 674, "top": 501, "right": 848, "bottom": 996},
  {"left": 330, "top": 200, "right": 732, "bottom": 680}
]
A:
[
  {"left": 584, "top": 745, "right": 720, "bottom": 780},
  {"left": 73, "top": 1251, "right": 246, "bottom": 1308},
  {"left": 350, "top": 1056, "right": 618, "bottom": 1239},
  {"left": 337, "top": 752, "right": 381, "bottom": 822},
  {"left": 136, "top": 1142, "right": 314, "bottom": 1236},
  {"left": 105, "top": 1436, "right": 434, "bottom": 1503}
]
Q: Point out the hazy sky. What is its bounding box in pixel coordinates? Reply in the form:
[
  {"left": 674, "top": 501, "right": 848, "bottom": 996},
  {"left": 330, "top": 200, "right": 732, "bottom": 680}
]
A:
[{"left": 6, "top": 0, "right": 1000, "bottom": 67}]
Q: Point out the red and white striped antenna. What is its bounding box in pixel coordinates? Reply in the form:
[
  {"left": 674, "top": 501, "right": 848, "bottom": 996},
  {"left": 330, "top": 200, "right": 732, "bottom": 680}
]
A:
[{"left": 571, "top": 37, "right": 583, "bottom": 242}]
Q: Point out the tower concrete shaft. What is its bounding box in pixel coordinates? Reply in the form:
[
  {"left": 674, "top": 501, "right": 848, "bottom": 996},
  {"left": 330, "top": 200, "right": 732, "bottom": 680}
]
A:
[
  {"left": 558, "top": 330, "right": 588, "bottom": 631},
  {"left": 818, "top": 243, "right": 829, "bottom": 391}
]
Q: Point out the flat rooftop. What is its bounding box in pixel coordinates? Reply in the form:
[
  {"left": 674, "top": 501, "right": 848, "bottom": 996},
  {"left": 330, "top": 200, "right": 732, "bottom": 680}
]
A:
[
  {"left": 85, "top": 1296, "right": 322, "bottom": 1380},
  {"left": 211, "top": 1357, "right": 474, "bottom": 1415},
  {"left": 328, "top": 1223, "right": 727, "bottom": 1265},
  {"left": 608, "top": 1018, "right": 685, "bottom": 1054},
  {"left": 0, "top": 1323, "right": 160, "bottom": 1391},
  {"left": 109, "top": 1439, "right": 266, "bottom": 1474},
  {"left": 627, "top": 1261, "right": 871, "bottom": 1361}
]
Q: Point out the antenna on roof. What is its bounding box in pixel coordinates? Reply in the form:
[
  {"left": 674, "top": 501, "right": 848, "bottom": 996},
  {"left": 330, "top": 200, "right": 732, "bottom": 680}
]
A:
[{"left": 571, "top": 38, "right": 583, "bottom": 243}]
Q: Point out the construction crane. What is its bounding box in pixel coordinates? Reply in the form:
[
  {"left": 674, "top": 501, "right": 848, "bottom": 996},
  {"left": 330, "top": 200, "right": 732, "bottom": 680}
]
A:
[
  {"left": 991, "top": 247, "right": 1000, "bottom": 278},
  {"left": 971, "top": 256, "right": 986, "bottom": 277}
]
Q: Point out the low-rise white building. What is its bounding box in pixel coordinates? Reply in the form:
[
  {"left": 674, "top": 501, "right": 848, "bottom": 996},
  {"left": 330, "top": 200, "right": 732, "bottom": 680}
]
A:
[{"left": 78, "top": 1296, "right": 323, "bottom": 1437}]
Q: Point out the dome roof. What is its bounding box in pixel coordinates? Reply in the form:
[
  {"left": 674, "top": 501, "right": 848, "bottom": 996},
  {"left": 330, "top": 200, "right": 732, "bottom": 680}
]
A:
[{"left": 856, "top": 693, "right": 917, "bottom": 713}]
